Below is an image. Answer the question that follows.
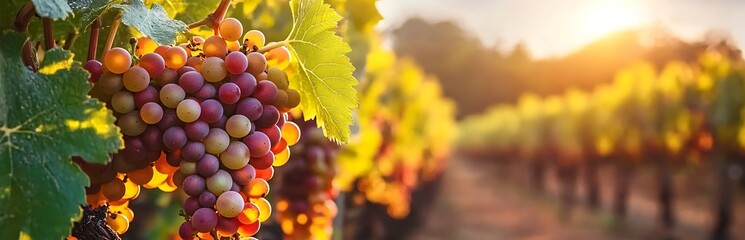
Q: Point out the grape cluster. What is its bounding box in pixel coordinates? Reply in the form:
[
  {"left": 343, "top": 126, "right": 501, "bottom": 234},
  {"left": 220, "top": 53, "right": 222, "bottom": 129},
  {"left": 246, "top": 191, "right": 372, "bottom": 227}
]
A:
[
  {"left": 78, "top": 17, "right": 300, "bottom": 239},
  {"left": 276, "top": 119, "right": 339, "bottom": 240}
]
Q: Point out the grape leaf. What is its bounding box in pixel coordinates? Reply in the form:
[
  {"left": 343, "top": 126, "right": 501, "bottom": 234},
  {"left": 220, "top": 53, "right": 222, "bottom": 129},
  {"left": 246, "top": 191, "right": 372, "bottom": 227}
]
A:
[
  {"left": 286, "top": 0, "right": 358, "bottom": 143},
  {"left": 0, "top": 33, "right": 122, "bottom": 240},
  {"left": 32, "top": 0, "right": 73, "bottom": 20},
  {"left": 113, "top": 0, "right": 187, "bottom": 45}
]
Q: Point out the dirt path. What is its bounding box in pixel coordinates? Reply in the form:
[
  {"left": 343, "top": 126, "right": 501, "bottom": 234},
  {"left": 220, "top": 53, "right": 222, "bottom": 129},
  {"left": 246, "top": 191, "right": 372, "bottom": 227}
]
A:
[{"left": 411, "top": 159, "right": 619, "bottom": 240}]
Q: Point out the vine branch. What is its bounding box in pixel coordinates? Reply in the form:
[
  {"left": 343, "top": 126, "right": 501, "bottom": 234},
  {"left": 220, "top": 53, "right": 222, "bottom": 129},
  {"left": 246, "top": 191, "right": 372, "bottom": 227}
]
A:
[
  {"left": 63, "top": 32, "right": 76, "bottom": 50},
  {"left": 89, "top": 17, "right": 102, "bottom": 61},
  {"left": 187, "top": 0, "right": 231, "bottom": 34},
  {"left": 257, "top": 40, "right": 289, "bottom": 54},
  {"left": 103, "top": 13, "right": 122, "bottom": 57},
  {"left": 42, "top": 17, "right": 54, "bottom": 50}
]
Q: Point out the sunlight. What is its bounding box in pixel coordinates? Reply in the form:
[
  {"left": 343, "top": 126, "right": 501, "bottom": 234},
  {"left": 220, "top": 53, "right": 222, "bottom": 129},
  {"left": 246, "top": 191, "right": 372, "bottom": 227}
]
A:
[{"left": 579, "top": 1, "right": 645, "bottom": 39}]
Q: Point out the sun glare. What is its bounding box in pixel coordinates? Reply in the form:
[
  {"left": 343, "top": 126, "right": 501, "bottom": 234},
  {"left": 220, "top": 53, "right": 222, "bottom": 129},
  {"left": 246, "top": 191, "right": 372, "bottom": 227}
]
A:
[{"left": 580, "top": 1, "right": 645, "bottom": 39}]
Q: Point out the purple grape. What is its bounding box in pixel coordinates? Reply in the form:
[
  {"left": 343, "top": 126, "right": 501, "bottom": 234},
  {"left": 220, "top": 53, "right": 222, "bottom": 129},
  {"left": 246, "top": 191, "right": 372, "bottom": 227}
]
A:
[
  {"left": 230, "top": 73, "right": 257, "bottom": 97},
  {"left": 216, "top": 216, "right": 240, "bottom": 235},
  {"left": 199, "top": 99, "right": 224, "bottom": 123},
  {"left": 85, "top": 60, "right": 103, "bottom": 83},
  {"left": 250, "top": 151, "right": 274, "bottom": 170},
  {"left": 218, "top": 82, "right": 241, "bottom": 104},
  {"left": 179, "top": 221, "right": 196, "bottom": 240},
  {"left": 197, "top": 154, "right": 220, "bottom": 177},
  {"left": 182, "top": 141, "right": 206, "bottom": 162},
  {"left": 139, "top": 126, "right": 163, "bottom": 151},
  {"left": 235, "top": 98, "right": 263, "bottom": 121},
  {"left": 252, "top": 80, "right": 277, "bottom": 104},
  {"left": 211, "top": 115, "right": 227, "bottom": 129},
  {"left": 177, "top": 66, "right": 197, "bottom": 78},
  {"left": 255, "top": 105, "right": 280, "bottom": 128},
  {"left": 259, "top": 125, "right": 281, "bottom": 147},
  {"left": 225, "top": 52, "right": 248, "bottom": 74},
  {"left": 133, "top": 86, "right": 159, "bottom": 109},
  {"left": 163, "top": 126, "right": 187, "bottom": 150},
  {"left": 179, "top": 71, "right": 205, "bottom": 94},
  {"left": 173, "top": 171, "right": 186, "bottom": 186},
  {"left": 122, "top": 137, "right": 147, "bottom": 163},
  {"left": 194, "top": 83, "right": 217, "bottom": 100},
  {"left": 183, "top": 175, "right": 207, "bottom": 197},
  {"left": 200, "top": 190, "right": 218, "bottom": 206},
  {"left": 157, "top": 109, "right": 183, "bottom": 130},
  {"left": 191, "top": 208, "right": 218, "bottom": 233},
  {"left": 185, "top": 120, "right": 210, "bottom": 141},
  {"left": 230, "top": 182, "right": 241, "bottom": 192},
  {"left": 230, "top": 164, "right": 256, "bottom": 185},
  {"left": 277, "top": 112, "right": 287, "bottom": 127},
  {"left": 166, "top": 150, "right": 182, "bottom": 167},
  {"left": 184, "top": 197, "right": 201, "bottom": 215},
  {"left": 244, "top": 132, "right": 271, "bottom": 158},
  {"left": 157, "top": 68, "right": 178, "bottom": 86}
]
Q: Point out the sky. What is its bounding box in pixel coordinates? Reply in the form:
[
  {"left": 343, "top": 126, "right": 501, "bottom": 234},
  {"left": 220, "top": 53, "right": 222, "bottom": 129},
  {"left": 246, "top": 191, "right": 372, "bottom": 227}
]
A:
[{"left": 376, "top": 0, "right": 745, "bottom": 59}]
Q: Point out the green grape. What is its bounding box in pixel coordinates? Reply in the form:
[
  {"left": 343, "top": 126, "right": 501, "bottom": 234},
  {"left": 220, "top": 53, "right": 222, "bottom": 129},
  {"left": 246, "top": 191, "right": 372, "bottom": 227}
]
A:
[
  {"left": 160, "top": 84, "right": 186, "bottom": 108},
  {"left": 111, "top": 91, "right": 135, "bottom": 114},
  {"left": 98, "top": 72, "right": 124, "bottom": 95},
  {"left": 219, "top": 141, "right": 249, "bottom": 170},
  {"left": 118, "top": 111, "right": 147, "bottom": 136},
  {"left": 140, "top": 102, "right": 164, "bottom": 124},
  {"left": 204, "top": 128, "right": 230, "bottom": 155},
  {"left": 201, "top": 57, "right": 228, "bottom": 83},
  {"left": 266, "top": 66, "right": 289, "bottom": 90},
  {"left": 226, "top": 115, "right": 251, "bottom": 138},
  {"left": 180, "top": 161, "right": 197, "bottom": 175},
  {"left": 177, "top": 99, "right": 201, "bottom": 123}
]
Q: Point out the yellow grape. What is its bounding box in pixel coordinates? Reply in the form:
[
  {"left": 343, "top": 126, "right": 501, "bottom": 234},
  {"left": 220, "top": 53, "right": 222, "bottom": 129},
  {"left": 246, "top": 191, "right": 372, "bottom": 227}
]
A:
[
  {"left": 272, "top": 146, "right": 290, "bottom": 167},
  {"left": 143, "top": 167, "right": 168, "bottom": 189},
  {"left": 103, "top": 48, "right": 132, "bottom": 74},
  {"left": 135, "top": 37, "right": 158, "bottom": 57},
  {"left": 243, "top": 30, "right": 265, "bottom": 50},
  {"left": 110, "top": 91, "right": 135, "bottom": 114},
  {"left": 238, "top": 221, "right": 260, "bottom": 236},
  {"left": 154, "top": 45, "right": 170, "bottom": 57},
  {"left": 227, "top": 40, "right": 240, "bottom": 52},
  {"left": 127, "top": 167, "right": 154, "bottom": 185},
  {"left": 122, "top": 179, "right": 140, "bottom": 199},
  {"left": 186, "top": 56, "right": 203, "bottom": 72},
  {"left": 165, "top": 47, "right": 188, "bottom": 69},
  {"left": 154, "top": 153, "right": 178, "bottom": 174},
  {"left": 237, "top": 202, "right": 260, "bottom": 224},
  {"left": 179, "top": 43, "right": 192, "bottom": 57},
  {"left": 244, "top": 178, "right": 269, "bottom": 198},
  {"left": 219, "top": 18, "right": 243, "bottom": 42},
  {"left": 265, "top": 46, "right": 290, "bottom": 69},
  {"left": 122, "top": 66, "right": 150, "bottom": 92},
  {"left": 281, "top": 122, "right": 301, "bottom": 146},
  {"left": 251, "top": 198, "right": 272, "bottom": 223},
  {"left": 203, "top": 35, "right": 228, "bottom": 58},
  {"left": 109, "top": 199, "right": 129, "bottom": 209},
  {"left": 101, "top": 178, "right": 125, "bottom": 201},
  {"left": 107, "top": 213, "right": 130, "bottom": 234},
  {"left": 157, "top": 174, "right": 177, "bottom": 192},
  {"left": 119, "top": 207, "right": 135, "bottom": 222}
]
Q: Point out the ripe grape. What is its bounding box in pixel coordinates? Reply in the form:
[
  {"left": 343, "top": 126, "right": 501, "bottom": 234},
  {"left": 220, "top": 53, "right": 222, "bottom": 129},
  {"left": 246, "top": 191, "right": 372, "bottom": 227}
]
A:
[
  {"left": 139, "top": 53, "right": 166, "bottom": 77},
  {"left": 177, "top": 99, "right": 202, "bottom": 123},
  {"left": 165, "top": 46, "right": 188, "bottom": 69},
  {"left": 102, "top": 178, "right": 126, "bottom": 201},
  {"left": 127, "top": 166, "right": 154, "bottom": 185},
  {"left": 186, "top": 56, "right": 203, "bottom": 72},
  {"left": 157, "top": 109, "right": 183, "bottom": 130},
  {"left": 156, "top": 68, "right": 178, "bottom": 86},
  {"left": 219, "top": 82, "right": 241, "bottom": 104},
  {"left": 230, "top": 164, "right": 256, "bottom": 185},
  {"left": 199, "top": 191, "right": 217, "bottom": 208},
  {"left": 140, "top": 126, "right": 163, "bottom": 151},
  {"left": 250, "top": 151, "right": 274, "bottom": 170},
  {"left": 179, "top": 221, "right": 196, "bottom": 240},
  {"left": 226, "top": 115, "right": 251, "bottom": 138},
  {"left": 201, "top": 57, "right": 228, "bottom": 82},
  {"left": 118, "top": 111, "right": 147, "bottom": 136},
  {"left": 192, "top": 208, "right": 219, "bottom": 233},
  {"left": 256, "top": 105, "right": 280, "bottom": 128},
  {"left": 253, "top": 80, "right": 278, "bottom": 105},
  {"left": 225, "top": 51, "right": 248, "bottom": 74},
  {"left": 265, "top": 46, "right": 291, "bottom": 69},
  {"left": 286, "top": 89, "right": 301, "bottom": 109},
  {"left": 111, "top": 91, "right": 135, "bottom": 113},
  {"left": 197, "top": 154, "right": 220, "bottom": 177},
  {"left": 135, "top": 37, "right": 158, "bottom": 57},
  {"left": 179, "top": 71, "right": 205, "bottom": 94},
  {"left": 184, "top": 197, "right": 201, "bottom": 216},
  {"left": 230, "top": 73, "right": 257, "bottom": 97},
  {"left": 281, "top": 122, "right": 301, "bottom": 146},
  {"left": 163, "top": 126, "right": 187, "bottom": 150},
  {"left": 185, "top": 120, "right": 210, "bottom": 141},
  {"left": 123, "top": 66, "right": 150, "bottom": 92},
  {"left": 246, "top": 52, "right": 267, "bottom": 76},
  {"left": 235, "top": 97, "right": 263, "bottom": 121},
  {"left": 267, "top": 67, "right": 289, "bottom": 90},
  {"left": 204, "top": 36, "right": 228, "bottom": 58},
  {"left": 107, "top": 213, "right": 130, "bottom": 234},
  {"left": 251, "top": 198, "right": 272, "bottom": 222},
  {"left": 195, "top": 83, "right": 217, "bottom": 100},
  {"left": 244, "top": 178, "right": 269, "bottom": 198},
  {"left": 182, "top": 141, "right": 206, "bottom": 162},
  {"left": 133, "top": 86, "right": 159, "bottom": 108},
  {"left": 216, "top": 191, "right": 244, "bottom": 217},
  {"left": 243, "top": 30, "right": 266, "bottom": 50},
  {"left": 140, "top": 102, "right": 164, "bottom": 124},
  {"left": 180, "top": 161, "right": 197, "bottom": 175},
  {"left": 204, "top": 128, "right": 230, "bottom": 154},
  {"left": 154, "top": 45, "right": 170, "bottom": 57},
  {"left": 85, "top": 60, "right": 104, "bottom": 83},
  {"left": 206, "top": 170, "right": 233, "bottom": 195},
  {"left": 199, "top": 99, "right": 224, "bottom": 123},
  {"left": 216, "top": 216, "right": 240, "bottom": 236},
  {"left": 159, "top": 84, "right": 186, "bottom": 108},
  {"left": 220, "top": 141, "right": 250, "bottom": 170},
  {"left": 183, "top": 175, "right": 207, "bottom": 197},
  {"left": 227, "top": 40, "right": 241, "bottom": 52},
  {"left": 104, "top": 47, "right": 132, "bottom": 74},
  {"left": 273, "top": 90, "right": 289, "bottom": 110},
  {"left": 219, "top": 18, "right": 243, "bottom": 42}
]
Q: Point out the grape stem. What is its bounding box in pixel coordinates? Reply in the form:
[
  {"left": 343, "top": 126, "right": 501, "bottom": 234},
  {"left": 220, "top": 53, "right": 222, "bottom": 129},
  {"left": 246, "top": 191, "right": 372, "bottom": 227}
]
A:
[
  {"left": 257, "top": 41, "right": 289, "bottom": 54},
  {"left": 187, "top": 0, "right": 231, "bottom": 34},
  {"left": 103, "top": 13, "right": 122, "bottom": 58},
  {"left": 63, "top": 32, "right": 76, "bottom": 50},
  {"left": 88, "top": 17, "right": 102, "bottom": 61},
  {"left": 15, "top": 3, "right": 36, "bottom": 71},
  {"left": 42, "top": 17, "right": 54, "bottom": 50}
]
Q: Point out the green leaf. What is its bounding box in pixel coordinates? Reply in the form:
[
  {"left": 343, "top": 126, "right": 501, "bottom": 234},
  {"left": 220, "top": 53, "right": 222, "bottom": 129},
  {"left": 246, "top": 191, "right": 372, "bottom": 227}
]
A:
[
  {"left": 32, "top": 0, "right": 73, "bottom": 19},
  {"left": 0, "top": 33, "right": 122, "bottom": 240},
  {"left": 113, "top": 0, "right": 187, "bottom": 45},
  {"left": 286, "top": 0, "right": 358, "bottom": 143}
]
